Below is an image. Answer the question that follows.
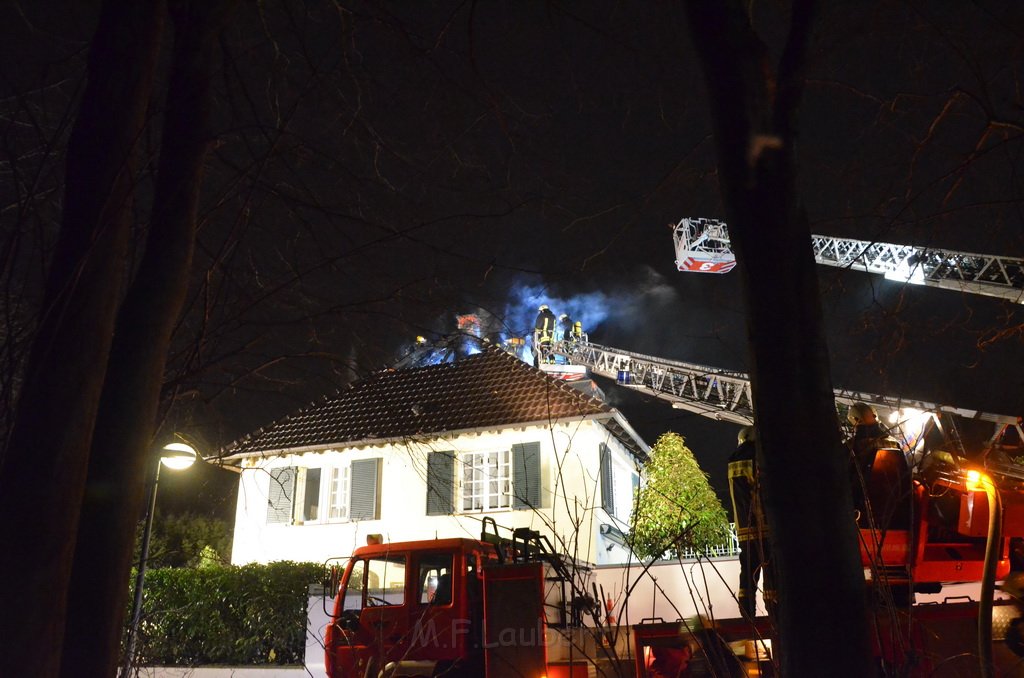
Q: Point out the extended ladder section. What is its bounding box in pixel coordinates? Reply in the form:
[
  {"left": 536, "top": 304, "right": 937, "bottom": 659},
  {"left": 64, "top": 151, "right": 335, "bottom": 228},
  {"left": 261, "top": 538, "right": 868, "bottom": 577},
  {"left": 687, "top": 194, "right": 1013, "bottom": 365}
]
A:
[
  {"left": 811, "top": 235, "right": 1024, "bottom": 303},
  {"left": 672, "top": 218, "right": 1024, "bottom": 303},
  {"left": 554, "top": 340, "right": 1018, "bottom": 426}
]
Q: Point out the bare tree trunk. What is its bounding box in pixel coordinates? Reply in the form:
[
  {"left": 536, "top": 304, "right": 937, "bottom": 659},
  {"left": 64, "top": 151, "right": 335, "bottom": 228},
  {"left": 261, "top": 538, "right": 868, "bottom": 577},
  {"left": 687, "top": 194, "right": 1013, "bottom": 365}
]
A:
[
  {"left": 684, "top": 2, "right": 870, "bottom": 675},
  {"left": 0, "top": 2, "right": 164, "bottom": 675},
  {"left": 60, "top": 3, "right": 235, "bottom": 676}
]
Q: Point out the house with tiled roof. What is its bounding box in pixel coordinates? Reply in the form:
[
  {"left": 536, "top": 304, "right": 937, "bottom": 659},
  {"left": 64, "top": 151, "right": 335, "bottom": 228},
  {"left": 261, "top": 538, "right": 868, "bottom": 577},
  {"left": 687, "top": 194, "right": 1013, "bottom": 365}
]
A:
[{"left": 224, "top": 347, "right": 649, "bottom": 566}]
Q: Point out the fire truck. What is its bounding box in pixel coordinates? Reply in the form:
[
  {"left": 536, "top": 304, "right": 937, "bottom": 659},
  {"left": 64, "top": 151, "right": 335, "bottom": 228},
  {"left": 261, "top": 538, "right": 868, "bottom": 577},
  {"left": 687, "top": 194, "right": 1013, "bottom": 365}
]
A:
[{"left": 324, "top": 519, "right": 629, "bottom": 678}]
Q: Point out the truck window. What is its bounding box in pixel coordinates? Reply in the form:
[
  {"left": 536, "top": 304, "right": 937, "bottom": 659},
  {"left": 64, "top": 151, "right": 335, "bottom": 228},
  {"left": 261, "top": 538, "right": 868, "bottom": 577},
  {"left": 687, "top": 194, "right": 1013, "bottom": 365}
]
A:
[
  {"left": 342, "top": 560, "right": 366, "bottom": 614},
  {"left": 342, "top": 556, "right": 407, "bottom": 610},
  {"left": 366, "top": 556, "right": 407, "bottom": 607},
  {"left": 418, "top": 554, "right": 454, "bottom": 605}
]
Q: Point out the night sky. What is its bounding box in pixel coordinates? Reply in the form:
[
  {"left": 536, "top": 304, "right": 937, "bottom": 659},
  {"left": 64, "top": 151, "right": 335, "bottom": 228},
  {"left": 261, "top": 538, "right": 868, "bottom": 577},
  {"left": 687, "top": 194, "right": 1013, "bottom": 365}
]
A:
[{"left": 5, "top": 1, "right": 1024, "bottom": 507}]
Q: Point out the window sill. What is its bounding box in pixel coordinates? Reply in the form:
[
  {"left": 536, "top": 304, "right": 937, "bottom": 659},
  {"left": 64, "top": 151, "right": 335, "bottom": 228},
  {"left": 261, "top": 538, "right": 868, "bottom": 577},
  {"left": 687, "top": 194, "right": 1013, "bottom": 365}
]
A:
[{"left": 457, "top": 507, "right": 514, "bottom": 515}]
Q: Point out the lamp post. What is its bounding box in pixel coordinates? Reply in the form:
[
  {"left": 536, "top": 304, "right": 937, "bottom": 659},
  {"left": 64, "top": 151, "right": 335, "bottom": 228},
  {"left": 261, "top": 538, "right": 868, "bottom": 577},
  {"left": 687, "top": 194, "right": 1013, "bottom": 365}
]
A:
[{"left": 120, "top": 441, "right": 198, "bottom": 678}]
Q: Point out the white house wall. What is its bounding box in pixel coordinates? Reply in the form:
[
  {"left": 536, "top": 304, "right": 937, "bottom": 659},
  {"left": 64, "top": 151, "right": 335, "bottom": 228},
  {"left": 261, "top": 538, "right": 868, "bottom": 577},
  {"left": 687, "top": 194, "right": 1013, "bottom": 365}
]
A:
[{"left": 231, "top": 420, "right": 641, "bottom": 567}]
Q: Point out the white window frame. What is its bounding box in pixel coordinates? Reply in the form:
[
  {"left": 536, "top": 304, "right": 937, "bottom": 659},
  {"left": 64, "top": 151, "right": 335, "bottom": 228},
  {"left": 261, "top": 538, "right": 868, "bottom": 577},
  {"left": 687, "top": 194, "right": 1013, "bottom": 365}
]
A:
[
  {"left": 326, "top": 464, "right": 351, "bottom": 522},
  {"left": 461, "top": 449, "right": 512, "bottom": 512}
]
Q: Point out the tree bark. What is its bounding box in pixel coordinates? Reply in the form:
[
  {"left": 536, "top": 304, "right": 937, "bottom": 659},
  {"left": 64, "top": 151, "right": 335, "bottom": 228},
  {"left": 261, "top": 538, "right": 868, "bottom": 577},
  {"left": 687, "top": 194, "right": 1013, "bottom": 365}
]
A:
[
  {"left": 60, "top": 2, "right": 235, "bottom": 675},
  {"left": 0, "top": 2, "right": 164, "bottom": 676},
  {"left": 684, "top": 2, "right": 871, "bottom": 675}
]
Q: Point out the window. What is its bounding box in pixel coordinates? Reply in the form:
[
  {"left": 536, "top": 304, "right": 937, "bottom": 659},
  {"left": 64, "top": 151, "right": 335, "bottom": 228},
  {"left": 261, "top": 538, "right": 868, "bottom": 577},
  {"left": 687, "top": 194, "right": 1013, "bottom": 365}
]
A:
[
  {"left": 298, "top": 468, "right": 321, "bottom": 522},
  {"left": 417, "top": 553, "right": 454, "bottom": 605},
  {"left": 456, "top": 443, "right": 541, "bottom": 513},
  {"left": 341, "top": 559, "right": 366, "bottom": 613},
  {"left": 365, "top": 556, "right": 406, "bottom": 607},
  {"left": 342, "top": 556, "right": 407, "bottom": 611},
  {"left": 462, "top": 450, "right": 512, "bottom": 511},
  {"left": 601, "top": 444, "right": 640, "bottom": 522},
  {"left": 614, "top": 467, "right": 640, "bottom": 522},
  {"left": 600, "top": 443, "right": 614, "bottom": 516},
  {"left": 327, "top": 465, "right": 350, "bottom": 520},
  {"left": 264, "top": 459, "right": 380, "bottom": 525}
]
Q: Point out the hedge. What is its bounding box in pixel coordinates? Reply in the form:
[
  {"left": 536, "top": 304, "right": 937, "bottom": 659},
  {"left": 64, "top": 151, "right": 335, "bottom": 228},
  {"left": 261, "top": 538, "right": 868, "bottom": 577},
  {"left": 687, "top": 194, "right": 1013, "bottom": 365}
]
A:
[{"left": 134, "top": 561, "right": 324, "bottom": 666}]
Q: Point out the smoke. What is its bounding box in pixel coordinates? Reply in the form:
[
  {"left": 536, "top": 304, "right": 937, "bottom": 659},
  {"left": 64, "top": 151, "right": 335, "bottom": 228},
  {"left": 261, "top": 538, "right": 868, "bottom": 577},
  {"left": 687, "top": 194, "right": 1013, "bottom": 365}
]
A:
[
  {"left": 501, "top": 266, "right": 680, "bottom": 342},
  {"left": 390, "top": 266, "right": 699, "bottom": 370}
]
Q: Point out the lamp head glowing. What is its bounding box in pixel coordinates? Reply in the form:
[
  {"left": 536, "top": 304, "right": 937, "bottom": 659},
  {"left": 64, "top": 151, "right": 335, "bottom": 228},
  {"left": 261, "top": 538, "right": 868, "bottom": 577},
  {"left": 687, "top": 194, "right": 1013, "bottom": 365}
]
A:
[{"left": 160, "top": 442, "right": 197, "bottom": 470}]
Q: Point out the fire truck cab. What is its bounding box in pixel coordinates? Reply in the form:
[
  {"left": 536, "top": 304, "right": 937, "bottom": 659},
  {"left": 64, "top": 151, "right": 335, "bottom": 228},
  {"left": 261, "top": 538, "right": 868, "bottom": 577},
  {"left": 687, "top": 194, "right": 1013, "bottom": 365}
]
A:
[{"left": 325, "top": 525, "right": 557, "bottom": 678}]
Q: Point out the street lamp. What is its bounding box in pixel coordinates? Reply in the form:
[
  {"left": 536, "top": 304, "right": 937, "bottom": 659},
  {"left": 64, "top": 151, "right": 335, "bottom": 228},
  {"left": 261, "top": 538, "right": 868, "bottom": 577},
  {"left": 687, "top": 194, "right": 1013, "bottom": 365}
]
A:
[{"left": 120, "top": 439, "right": 198, "bottom": 677}]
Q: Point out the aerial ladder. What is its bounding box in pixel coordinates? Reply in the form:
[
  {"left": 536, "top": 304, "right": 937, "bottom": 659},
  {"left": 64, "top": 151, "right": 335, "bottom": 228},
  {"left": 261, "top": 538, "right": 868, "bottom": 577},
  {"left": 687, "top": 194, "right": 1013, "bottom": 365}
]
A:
[
  {"left": 673, "top": 217, "right": 1024, "bottom": 304},
  {"left": 552, "top": 338, "right": 1018, "bottom": 429},
  {"left": 550, "top": 335, "right": 1024, "bottom": 668}
]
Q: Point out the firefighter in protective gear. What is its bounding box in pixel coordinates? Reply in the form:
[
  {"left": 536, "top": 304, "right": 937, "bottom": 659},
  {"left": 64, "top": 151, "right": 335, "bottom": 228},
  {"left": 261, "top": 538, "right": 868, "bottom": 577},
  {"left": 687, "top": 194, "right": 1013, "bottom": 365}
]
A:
[
  {"left": 728, "top": 425, "right": 774, "bottom": 618},
  {"left": 558, "top": 313, "right": 573, "bottom": 341},
  {"left": 846, "top": 401, "right": 901, "bottom": 525},
  {"left": 848, "top": 402, "right": 884, "bottom": 440},
  {"left": 534, "top": 304, "right": 556, "bottom": 365}
]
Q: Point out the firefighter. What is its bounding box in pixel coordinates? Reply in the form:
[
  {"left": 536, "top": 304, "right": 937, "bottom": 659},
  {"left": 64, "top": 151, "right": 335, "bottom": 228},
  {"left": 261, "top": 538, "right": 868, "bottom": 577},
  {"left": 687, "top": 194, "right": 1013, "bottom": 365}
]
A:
[
  {"left": 571, "top": 320, "right": 585, "bottom": 343},
  {"left": 558, "top": 313, "right": 574, "bottom": 341},
  {"left": 533, "top": 304, "right": 556, "bottom": 364},
  {"left": 846, "top": 401, "right": 901, "bottom": 523},
  {"left": 848, "top": 401, "right": 885, "bottom": 442},
  {"left": 728, "top": 425, "right": 774, "bottom": 618}
]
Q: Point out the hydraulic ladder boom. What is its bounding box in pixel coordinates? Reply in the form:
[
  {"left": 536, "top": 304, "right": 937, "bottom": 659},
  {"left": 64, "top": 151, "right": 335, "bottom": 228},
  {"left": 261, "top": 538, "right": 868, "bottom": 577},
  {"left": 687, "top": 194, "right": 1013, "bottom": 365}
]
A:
[
  {"left": 811, "top": 235, "right": 1024, "bottom": 303},
  {"left": 554, "top": 339, "right": 1018, "bottom": 426},
  {"left": 673, "top": 218, "right": 1024, "bottom": 304}
]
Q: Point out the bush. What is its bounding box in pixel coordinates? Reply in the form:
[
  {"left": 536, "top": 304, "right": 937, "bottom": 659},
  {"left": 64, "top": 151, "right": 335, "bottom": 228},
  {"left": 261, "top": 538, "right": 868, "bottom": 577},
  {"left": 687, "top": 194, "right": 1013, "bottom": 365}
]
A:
[
  {"left": 629, "top": 432, "right": 731, "bottom": 559},
  {"left": 134, "top": 561, "right": 324, "bottom": 666}
]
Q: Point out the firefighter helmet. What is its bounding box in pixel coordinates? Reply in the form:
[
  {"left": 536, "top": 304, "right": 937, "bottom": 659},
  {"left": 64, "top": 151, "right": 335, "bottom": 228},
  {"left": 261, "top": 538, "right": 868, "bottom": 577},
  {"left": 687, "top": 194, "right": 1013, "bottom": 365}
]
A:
[
  {"left": 538, "top": 304, "right": 549, "bottom": 311},
  {"left": 738, "top": 425, "right": 756, "bottom": 445},
  {"left": 848, "top": 402, "right": 877, "bottom": 426}
]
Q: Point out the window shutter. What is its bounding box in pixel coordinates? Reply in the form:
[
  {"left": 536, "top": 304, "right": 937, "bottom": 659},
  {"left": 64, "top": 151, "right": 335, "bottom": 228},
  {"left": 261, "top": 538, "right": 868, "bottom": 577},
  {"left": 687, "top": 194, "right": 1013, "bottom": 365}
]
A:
[
  {"left": 350, "top": 458, "right": 381, "bottom": 521},
  {"left": 267, "top": 467, "right": 297, "bottom": 524},
  {"left": 512, "top": 442, "right": 541, "bottom": 510},
  {"left": 426, "top": 451, "right": 455, "bottom": 516},
  {"left": 600, "top": 443, "right": 615, "bottom": 515}
]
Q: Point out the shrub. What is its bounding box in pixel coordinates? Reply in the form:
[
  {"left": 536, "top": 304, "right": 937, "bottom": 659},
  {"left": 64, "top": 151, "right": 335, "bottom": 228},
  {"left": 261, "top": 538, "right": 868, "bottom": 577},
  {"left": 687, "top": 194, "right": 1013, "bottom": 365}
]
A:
[{"left": 133, "top": 561, "right": 324, "bottom": 666}]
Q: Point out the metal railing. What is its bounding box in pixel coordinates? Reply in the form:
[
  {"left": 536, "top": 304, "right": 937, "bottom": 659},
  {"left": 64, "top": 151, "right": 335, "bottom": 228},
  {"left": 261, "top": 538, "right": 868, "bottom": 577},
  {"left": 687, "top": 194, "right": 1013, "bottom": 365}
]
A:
[{"left": 677, "top": 524, "right": 741, "bottom": 561}]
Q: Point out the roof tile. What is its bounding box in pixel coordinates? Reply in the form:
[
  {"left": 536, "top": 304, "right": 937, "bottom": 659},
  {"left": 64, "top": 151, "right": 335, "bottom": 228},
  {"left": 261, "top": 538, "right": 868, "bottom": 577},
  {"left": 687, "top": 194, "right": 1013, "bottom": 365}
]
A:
[{"left": 226, "top": 348, "right": 611, "bottom": 455}]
